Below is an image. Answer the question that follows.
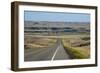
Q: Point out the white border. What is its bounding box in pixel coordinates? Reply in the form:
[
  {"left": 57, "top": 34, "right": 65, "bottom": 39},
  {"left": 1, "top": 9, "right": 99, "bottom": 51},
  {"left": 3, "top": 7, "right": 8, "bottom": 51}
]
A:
[{"left": 18, "top": 5, "right": 96, "bottom": 68}]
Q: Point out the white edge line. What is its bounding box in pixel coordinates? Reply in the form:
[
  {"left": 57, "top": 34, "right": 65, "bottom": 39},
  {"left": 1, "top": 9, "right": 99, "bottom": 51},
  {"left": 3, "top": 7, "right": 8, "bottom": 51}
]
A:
[{"left": 51, "top": 46, "right": 59, "bottom": 61}]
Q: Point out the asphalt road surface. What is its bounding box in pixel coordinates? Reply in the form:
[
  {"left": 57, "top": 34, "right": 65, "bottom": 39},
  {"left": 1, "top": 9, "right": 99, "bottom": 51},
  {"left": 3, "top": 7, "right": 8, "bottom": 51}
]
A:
[{"left": 24, "top": 39, "right": 71, "bottom": 61}]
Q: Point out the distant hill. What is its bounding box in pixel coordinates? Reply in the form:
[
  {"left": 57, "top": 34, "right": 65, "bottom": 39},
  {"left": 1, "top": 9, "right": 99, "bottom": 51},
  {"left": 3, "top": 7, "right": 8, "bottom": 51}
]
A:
[{"left": 24, "top": 21, "right": 90, "bottom": 33}]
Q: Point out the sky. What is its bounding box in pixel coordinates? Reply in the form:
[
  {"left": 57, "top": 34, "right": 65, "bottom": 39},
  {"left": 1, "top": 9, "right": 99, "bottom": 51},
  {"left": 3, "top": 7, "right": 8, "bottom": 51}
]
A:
[{"left": 24, "top": 11, "right": 90, "bottom": 22}]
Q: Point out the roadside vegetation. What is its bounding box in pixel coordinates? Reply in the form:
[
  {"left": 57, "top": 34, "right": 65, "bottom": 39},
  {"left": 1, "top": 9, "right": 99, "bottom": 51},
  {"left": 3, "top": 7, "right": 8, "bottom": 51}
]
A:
[
  {"left": 24, "top": 35, "right": 57, "bottom": 49},
  {"left": 62, "top": 35, "right": 90, "bottom": 59},
  {"left": 24, "top": 32, "right": 90, "bottom": 59}
]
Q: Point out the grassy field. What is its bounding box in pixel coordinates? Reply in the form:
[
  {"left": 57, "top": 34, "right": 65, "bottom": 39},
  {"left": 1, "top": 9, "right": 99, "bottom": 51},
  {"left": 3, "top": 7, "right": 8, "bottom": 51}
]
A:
[
  {"left": 62, "top": 35, "right": 90, "bottom": 59},
  {"left": 24, "top": 35, "right": 57, "bottom": 49},
  {"left": 24, "top": 32, "right": 90, "bottom": 59}
]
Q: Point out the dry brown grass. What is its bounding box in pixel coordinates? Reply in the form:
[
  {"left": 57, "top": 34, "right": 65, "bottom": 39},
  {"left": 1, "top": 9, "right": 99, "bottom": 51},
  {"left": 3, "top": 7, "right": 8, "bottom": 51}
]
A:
[{"left": 24, "top": 36, "right": 57, "bottom": 49}]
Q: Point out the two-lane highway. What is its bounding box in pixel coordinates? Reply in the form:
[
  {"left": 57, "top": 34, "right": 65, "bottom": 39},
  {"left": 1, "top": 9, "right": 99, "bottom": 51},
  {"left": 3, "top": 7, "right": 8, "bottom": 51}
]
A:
[{"left": 24, "top": 38, "right": 71, "bottom": 61}]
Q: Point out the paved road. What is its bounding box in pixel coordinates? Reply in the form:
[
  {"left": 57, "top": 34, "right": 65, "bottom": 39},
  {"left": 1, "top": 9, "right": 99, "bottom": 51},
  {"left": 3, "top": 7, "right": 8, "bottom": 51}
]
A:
[{"left": 24, "top": 39, "right": 71, "bottom": 61}]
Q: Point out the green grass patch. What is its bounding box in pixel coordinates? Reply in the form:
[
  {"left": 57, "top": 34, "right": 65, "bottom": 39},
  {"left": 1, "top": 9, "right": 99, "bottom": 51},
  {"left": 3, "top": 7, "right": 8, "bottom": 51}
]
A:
[{"left": 62, "top": 39, "right": 90, "bottom": 59}]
